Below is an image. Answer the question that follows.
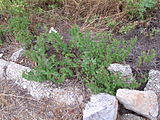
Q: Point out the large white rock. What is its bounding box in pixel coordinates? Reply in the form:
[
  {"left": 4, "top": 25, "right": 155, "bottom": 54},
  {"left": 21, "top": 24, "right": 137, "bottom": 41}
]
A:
[
  {"left": 107, "top": 63, "right": 133, "bottom": 77},
  {"left": 83, "top": 93, "right": 118, "bottom": 120},
  {"left": 116, "top": 89, "right": 158, "bottom": 120}
]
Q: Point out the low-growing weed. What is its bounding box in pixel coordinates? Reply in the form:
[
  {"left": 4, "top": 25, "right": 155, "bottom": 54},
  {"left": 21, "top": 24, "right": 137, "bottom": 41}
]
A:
[
  {"left": 1, "top": 0, "right": 34, "bottom": 47},
  {"left": 23, "top": 26, "right": 139, "bottom": 94},
  {"left": 0, "top": 0, "right": 27, "bottom": 15}
]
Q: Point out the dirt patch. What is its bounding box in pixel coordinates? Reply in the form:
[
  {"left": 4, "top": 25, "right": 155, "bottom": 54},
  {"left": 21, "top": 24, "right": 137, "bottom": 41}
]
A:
[
  {"left": 0, "top": 77, "right": 90, "bottom": 120},
  {"left": 122, "top": 11, "right": 160, "bottom": 79}
]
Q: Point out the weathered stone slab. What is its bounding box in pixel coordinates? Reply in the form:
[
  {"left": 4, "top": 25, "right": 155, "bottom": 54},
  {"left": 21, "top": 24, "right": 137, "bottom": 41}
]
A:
[{"left": 5, "top": 61, "right": 53, "bottom": 99}]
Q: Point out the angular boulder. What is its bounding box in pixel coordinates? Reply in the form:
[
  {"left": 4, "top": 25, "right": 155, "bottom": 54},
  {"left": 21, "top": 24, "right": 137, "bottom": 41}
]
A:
[
  {"left": 116, "top": 89, "right": 158, "bottom": 120},
  {"left": 83, "top": 93, "right": 118, "bottom": 120}
]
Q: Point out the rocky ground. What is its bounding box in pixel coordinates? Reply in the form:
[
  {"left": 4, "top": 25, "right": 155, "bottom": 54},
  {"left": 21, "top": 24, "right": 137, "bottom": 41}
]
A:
[{"left": 0, "top": 56, "right": 159, "bottom": 120}]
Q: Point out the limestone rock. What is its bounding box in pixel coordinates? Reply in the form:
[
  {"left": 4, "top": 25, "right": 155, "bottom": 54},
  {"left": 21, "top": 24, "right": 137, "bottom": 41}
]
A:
[
  {"left": 83, "top": 93, "right": 118, "bottom": 120},
  {"left": 0, "top": 60, "right": 87, "bottom": 120},
  {"left": 116, "top": 89, "right": 158, "bottom": 120}
]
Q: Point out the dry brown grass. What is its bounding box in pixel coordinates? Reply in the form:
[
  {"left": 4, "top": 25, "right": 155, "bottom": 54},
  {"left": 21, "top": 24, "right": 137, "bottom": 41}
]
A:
[
  {"left": 58, "top": 0, "right": 128, "bottom": 32},
  {"left": 62, "top": 0, "right": 123, "bottom": 21},
  {"left": 24, "top": 0, "right": 160, "bottom": 33},
  {"left": 26, "top": 0, "right": 126, "bottom": 31}
]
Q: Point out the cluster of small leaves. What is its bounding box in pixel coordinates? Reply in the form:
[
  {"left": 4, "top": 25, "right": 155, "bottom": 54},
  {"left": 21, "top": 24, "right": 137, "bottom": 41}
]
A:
[
  {"left": 150, "top": 28, "right": 160, "bottom": 37},
  {"left": 24, "top": 31, "right": 75, "bottom": 83},
  {"left": 24, "top": 27, "right": 139, "bottom": 94},
  {"left": 124, "top": 0, "right": 157, "bottom": 19},
  {"left": 1, "top": 0, "right": 64, "bottom": 47}
]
